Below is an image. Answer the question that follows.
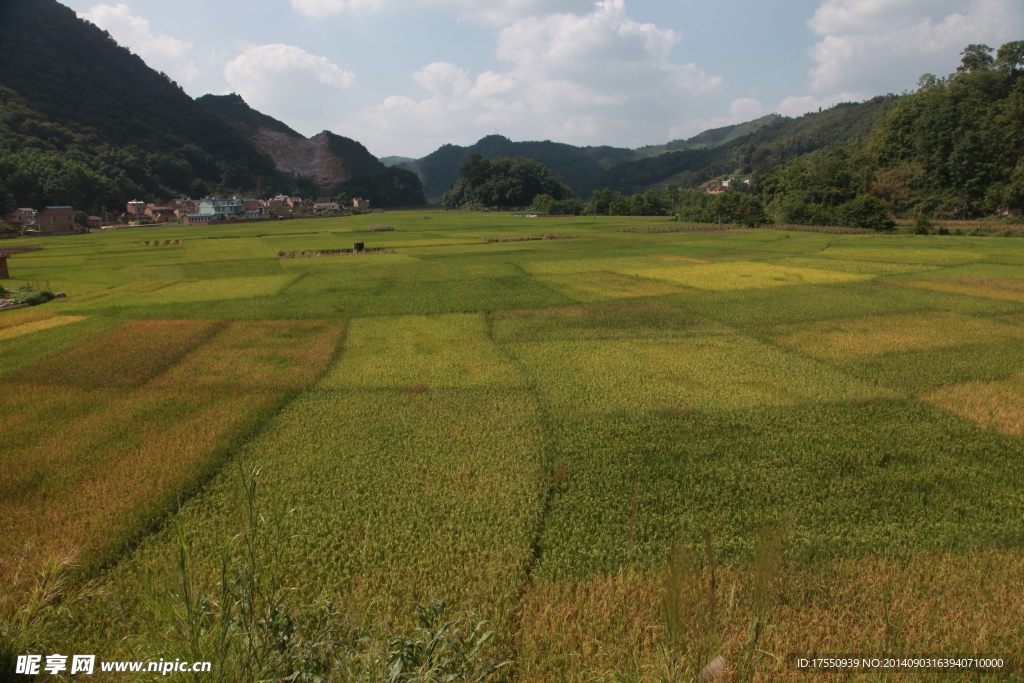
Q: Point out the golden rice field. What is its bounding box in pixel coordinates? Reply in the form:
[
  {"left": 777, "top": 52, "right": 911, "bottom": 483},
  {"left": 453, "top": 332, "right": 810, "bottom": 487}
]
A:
[{"left": 1, "top": 212, "right": 1024, "bottom": 682}]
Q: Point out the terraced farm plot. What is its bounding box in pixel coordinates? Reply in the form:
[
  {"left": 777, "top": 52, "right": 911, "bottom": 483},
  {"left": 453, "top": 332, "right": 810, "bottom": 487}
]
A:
[
  {"left": 65, "top": 274, "right": 295, "bottom": 308},
  {"left": 508, "top": 334, "right": 886, "bottom": 416},
  {"left": 0, "top": 315, "right": 86, "bottom": 341},
  {"left": 627, "top": 260, "right": 872, "bottom": 290},
  {"left": 0, "top": 319, "right": 342, "bottom": 588},
  {"left": 322, "top": 313, "right": 524, "bottom": 389},
  {"left": 924, "top": 374, "right": 1024, "bottom": 437},
  {"left": 768, "top": 311, "right": 1024, "bottom": 361},
  {"left": 898, "top": 277, "right": 1024, "bottom": 303},
  {"left": 536, "top": 271, "right": 688, "bottom": 302}
]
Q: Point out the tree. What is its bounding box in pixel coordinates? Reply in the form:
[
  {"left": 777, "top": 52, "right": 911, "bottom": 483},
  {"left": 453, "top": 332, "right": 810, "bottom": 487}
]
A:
[
  {"left": 957, "top": 44, "right": 995, "bottom": 72},
  {"left": 996, "top": 40, "right": 1024, "bottom": 76}
]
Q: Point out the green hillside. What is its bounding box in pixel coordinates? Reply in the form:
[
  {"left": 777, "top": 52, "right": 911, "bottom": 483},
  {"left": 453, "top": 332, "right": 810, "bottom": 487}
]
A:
[
  {"left": 581, "top": 96, "right": 898, "bottom": 195},
  {"left": 634, "top": 114, "right": 786, "bottom": 158},
  {"left": 403, "top": 135, "right": 636, "bottom": 200},
  {"left": 196, "top": 93, "right": 304, "bottom": 139},
  {"left": 0, "top": 0, "right": 308, "bottom": 213}
]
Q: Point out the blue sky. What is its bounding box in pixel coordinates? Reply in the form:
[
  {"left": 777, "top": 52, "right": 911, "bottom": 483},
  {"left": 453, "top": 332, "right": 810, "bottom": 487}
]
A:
[{"left": 63, "top": 0, "right": 1023, "bottom": 158}]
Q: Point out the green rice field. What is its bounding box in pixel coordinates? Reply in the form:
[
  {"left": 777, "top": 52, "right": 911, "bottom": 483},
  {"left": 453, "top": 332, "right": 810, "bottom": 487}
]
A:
[{"left": 2, "top": 212, "right": 1024, "bottom": 681}]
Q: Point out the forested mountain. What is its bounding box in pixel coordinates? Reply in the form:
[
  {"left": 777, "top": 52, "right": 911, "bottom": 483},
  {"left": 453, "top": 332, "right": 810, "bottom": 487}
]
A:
[
  {"left": 0, "top": 0, "right": 425, "bottom": 214},
  {"left": 400, "top": 135, "right": 637, "bottom": 200},
  {"left": 0, "top": 0, "right": 311, "bottom": 214},
  {"left": 633, "top": 114, "right": 786, "bottom": 158},
  {"left": 579, "top": 97, "right": 898, "bottom": 195},
  {"left": 198, "top": 94, "right": 427, "bottom": 207}
]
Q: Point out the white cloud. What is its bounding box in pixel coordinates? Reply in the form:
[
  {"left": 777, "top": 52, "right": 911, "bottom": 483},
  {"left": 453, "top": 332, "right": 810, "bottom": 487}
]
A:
[
  {"left": 79, "top": 3, "right": 199, "bottom": 83},
  {"left": 224, "top": 45, "right": 355, "bottom": 135},
  {"left": 335, "top": 0, "right": 723, "bottom": 155},
  {"left": 290, "top": 0, "right": 590, "bottom": 24},
  {"left": 806, "top": 0, "right": 1024, "bottom": 95}
]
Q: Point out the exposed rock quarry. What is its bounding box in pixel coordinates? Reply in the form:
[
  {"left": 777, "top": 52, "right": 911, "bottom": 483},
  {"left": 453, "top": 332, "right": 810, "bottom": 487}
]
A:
[{"left": 253, "top": 129, "right": 350, "bottom": 188}]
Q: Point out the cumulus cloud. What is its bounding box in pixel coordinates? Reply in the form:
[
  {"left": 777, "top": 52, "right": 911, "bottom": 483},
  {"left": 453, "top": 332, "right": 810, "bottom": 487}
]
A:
[
  {"left": 224, "top": 45, "right": 355, "bottom": 135},
  {"left": 290, "top": 0, "right": 590, "bottom": 24},
  {"left": 79, "top": 3, "right": 199, "bottom": 83},
  {"left": 806, "top": 0, "right": 1024, "bottom": 95},
  {"left": 335, "top": 0, "right": 723, "bottom": 155}
]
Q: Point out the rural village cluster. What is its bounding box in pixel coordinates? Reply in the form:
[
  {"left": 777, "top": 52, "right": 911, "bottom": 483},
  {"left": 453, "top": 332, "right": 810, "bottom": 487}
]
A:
[{"left": 1, "top": 195, "right": 373, "bottom": 236}]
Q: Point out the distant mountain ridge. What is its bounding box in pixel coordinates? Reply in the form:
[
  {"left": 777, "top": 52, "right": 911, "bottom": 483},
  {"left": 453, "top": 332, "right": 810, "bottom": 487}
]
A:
[{"left": 399, "top": 114, "right": 808, "bottom": 200}]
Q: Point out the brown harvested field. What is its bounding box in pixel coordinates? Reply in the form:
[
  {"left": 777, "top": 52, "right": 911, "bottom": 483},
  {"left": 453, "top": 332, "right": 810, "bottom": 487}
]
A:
[
  {"left": 768, "top": 311, "right": 1024, "bottom": 361},
  {"left": 516, "top": 552, "right": 1024, "bottom": 682},
  {"left": 923, "top": 375, "right": 1024, "bottom": 437},
  {"left": 8, "top": 318, "right": 223, "bottom": 387},
  {"left": 898, "top": 277, "right": 1024, "bottom": 303}
]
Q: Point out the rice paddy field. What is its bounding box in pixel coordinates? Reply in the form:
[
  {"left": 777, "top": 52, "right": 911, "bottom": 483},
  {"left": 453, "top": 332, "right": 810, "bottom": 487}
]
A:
[{"left": 2, "top": 213, "right": 1024, "bottom": 681}]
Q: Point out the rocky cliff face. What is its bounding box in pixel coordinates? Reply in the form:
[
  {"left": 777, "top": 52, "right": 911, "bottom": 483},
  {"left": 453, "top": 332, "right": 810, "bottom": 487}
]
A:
[{"left": 252, "top": 129, "right": 350, "bottom": 188}]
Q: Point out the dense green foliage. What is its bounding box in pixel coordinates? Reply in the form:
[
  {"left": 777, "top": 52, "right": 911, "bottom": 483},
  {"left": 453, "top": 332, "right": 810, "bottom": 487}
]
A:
[
  {"left": 581, "top": 97, "right": 897, "bottom": 195},
  {"left": 441, "top": 155, "right": 573, "bottom": 209},
  {"left": 404, "top": 135, "right": 635, "bottom": 199},
  {"left": 869, "top": 42, "right": 1024, "bottom": 217},
  {"left": 196, "top": 93, "right": 304, "bottom": 139},
  {"left": 0, "top": 0, "right": 315, "bottom": 213}
]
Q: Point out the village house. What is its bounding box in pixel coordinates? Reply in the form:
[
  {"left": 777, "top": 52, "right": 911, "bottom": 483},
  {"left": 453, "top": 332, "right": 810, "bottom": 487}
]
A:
[
  {"left": 144, "top": 204, "right": 175, "bottom": 222},
  {"left": 705, "top": 185, "right": 726, "bottom": 194},
  {"left": 4, "top": 208, "right": 36, "bottom": 228},
  {"left": 265, "top": 200, "right": 291, "bottom": 217},
  {"left": 126, "top": 200, "right": 147, "bottom": 217},
  {"left": 198, "top": 197, "right": 244, "bottom": 218},
  {"left": 314, "top": 201, "right": 340, "bottom": 211},
  {"left": 182, "top": 213, "right": 219, "bottom": 226},
  {"left": 352, "top": 197, "right": 370, "bottom": 211},
  {"left": 34, "top": 206, "right": 76, "bottom": 235},
  {"left": 86, "top": 216, "right": 102, "bottom": 229}
]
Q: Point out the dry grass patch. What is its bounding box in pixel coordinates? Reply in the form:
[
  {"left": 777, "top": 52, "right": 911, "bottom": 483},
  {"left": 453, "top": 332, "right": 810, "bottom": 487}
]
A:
[
  {"left": 898, "top": 277, "right": 1024, "bottom": 303},
  {"left": 516, "top": 552, "right": 1024, "bottom": 683},
  {"left": 923, "top": 374, "right": 1024, "bottom": 437},
  {"left": 769, "top": 312, "right": 1024, "bottom": 361},
  {"left": 777, "top": 256, "right": 937, "bottom": 275},
  {"left": 9, "top": 319, "right": 223, "bottom": 388},
  {"left": 537, "top": 272, "right": 688, "bottom": 302},
  {"left": 0, "top": 315, "right": 86, "bottom": 341},
  {"left": 627, "top": 261, "right": 871, "bottom": 290}
]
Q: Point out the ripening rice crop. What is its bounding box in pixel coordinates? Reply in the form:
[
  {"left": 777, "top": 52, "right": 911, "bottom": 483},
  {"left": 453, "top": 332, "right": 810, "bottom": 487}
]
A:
[
  {"left": 66, "top": 275, "right": 296, "bottom": 308},
  {"left": 817, "top": 245, "right": 985, "bottom": 265},
  {"left": 507, "top": 333, "right": 887, "bottom": 417},
  {"left": 9, "top": 319, "right": 224, "bottom": 387},
  {"left": 897, "top": 277, "right": 1024, "bottom": 303},
  {"left": 923, "top": 373, "right": 1024, "bottom": 437},
  {"left": 625, "top": 261, "right": 871, "bottom": 290},
  {"left": 0, "top": 307, "right": 57, "bottom": 330},
  {"left": 768, "top": 311, "right": 1024, "bottom": 361},
  {"left": 0, "top": 315, "right": 86, "bottom": 341},
  {"left": 775, "top": 256, "right": 939, "bottom": 275},
  {"left": 515, "top": 552, "right": 1024, "bottom": 683},
  {"left": 0, "top": 318, "right": 342, "bottom": 587},
  {"left": 536, "top": 272, "right": 687, "bottom": 302},
  {"left": 67, "top": 386, "right": 547, "bottom": 662},
  {"left": 519, "top": 256, "right": 670, "bottom": 275}
]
